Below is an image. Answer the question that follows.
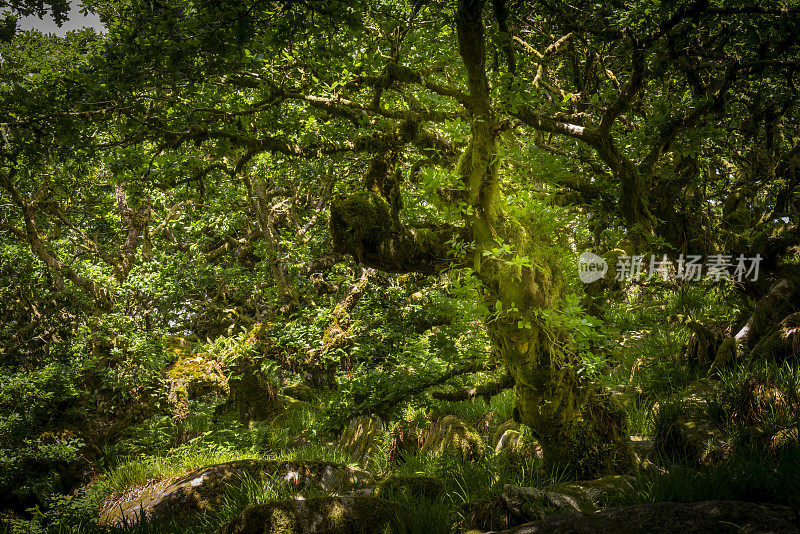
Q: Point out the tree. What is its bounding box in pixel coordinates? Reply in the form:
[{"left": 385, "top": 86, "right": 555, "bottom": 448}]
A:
[{"left": 2, "top": 0, "right": 799, "bottom": 478}]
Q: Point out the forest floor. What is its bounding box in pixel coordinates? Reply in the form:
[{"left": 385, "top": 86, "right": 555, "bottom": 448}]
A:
[{"left": 2, "top": 284, "right": 799, "bottom": 534}]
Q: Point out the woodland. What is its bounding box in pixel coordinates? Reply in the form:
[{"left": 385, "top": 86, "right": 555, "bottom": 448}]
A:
[{"left": 1, "top": 0, "right": 799, "bottom": 532}]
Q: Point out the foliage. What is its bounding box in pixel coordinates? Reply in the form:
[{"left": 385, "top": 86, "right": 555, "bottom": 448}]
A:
[{"left": 1, "top": 0, "right": 800, "bottom": 530}]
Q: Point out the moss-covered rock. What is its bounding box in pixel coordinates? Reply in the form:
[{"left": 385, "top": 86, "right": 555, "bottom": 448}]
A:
[
  {"left": 750, "top": 312, "right": 800, "bottom": 361},
  {"left": 421, "top": 415, "right": 485, "bottom": 461},
  {"left": 629, "top": 435, "right": 654, "bottom": 462},
  {"left": 218, "top": 496, "right": 401, "bottom": 534},
  {"left": 494, "top": 429, "right": 542, "bottom": 459},
  {"left": 500, "top": 484, "right": 592, "bottom": 521},
  {"left": 99, "top": 460, "right": 376, "bottom": 526},
  {"left": 463, "top": 476, "right": 635, "bottom": 532},
  {"left": 491, "top": 420, "right": 520, "bottom": 447},
  {"left": 653, "top": 385, "right": 725, "bottom": 465},
  {"left": 479, "top": 500, "right": 800, "bottom": 534},
  {"left": 338, "top": 415, "right": 385, "bottom": 464},
  {"left": 709, "top": 337, "right": 738, "bottom": 375},
  {"left": 553, "top": 475, "right": 635, "bottom": 507}
]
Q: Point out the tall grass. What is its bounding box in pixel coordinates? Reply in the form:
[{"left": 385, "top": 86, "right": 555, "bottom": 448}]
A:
[
  {"left": 617, "top": 443, "right": 800, "bottom": 507},
  {"left": 101, "top": 446, "right": 262, "bottom": 496}
]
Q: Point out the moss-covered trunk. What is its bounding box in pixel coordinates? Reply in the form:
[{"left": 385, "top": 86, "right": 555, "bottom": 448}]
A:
[
  {"left": 456, "top": 0, "right": 633, "bottom": 477},
  {"left": 469, "top": 185, "right": 633, "bottom": 476},
  {"left": 331, "top": 0, "right": 635, "bottom": 478},
  {"left": 487, "top": 298, "right": 634, "bottom": 476}
]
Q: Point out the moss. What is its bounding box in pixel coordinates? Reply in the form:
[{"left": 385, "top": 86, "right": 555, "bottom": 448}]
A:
[
  {"left": 99, "top": 460, "right": 378, "bottom": 527},
  {"left": 330, "top": 191, "right": 392, "bottom": 261},
  {"left": 752, "top": 312, "right": 800, "bottom": 361},
  {"left": 653, "top": 397, "right": 723, "bottom": 465},
  {"left": 710, "top": 337, "right": 738, "bottom": 375},
  {"left": 420, "top": 415, "right": 484, "bottom": 462},
  {"left": 491, "top": 419, "right": 519, "bottom": 447},
  {"left": 494, "top": 429, "right": 541, "bottom": 459},
  {"left": 751, "top": 330, "right": 788, "bottom": 361},
  {"left": 247, "top": 321, "right": 271, "bottom": 342},
  {"left": 555, "top": 475, "right": 634, "bottom": 508},
  {"left": 219, "top": 496, "right": 400, "bottom": 534},
  {"left": 166, "top": 352, "right": 229, "bottom": 421},
  {"left": 338, "top": 416, "right": 385, "bottom": 464}
]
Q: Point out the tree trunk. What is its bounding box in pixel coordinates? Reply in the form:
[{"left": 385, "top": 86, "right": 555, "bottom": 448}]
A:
[
  {"left": 331, "top": 0, "right": 635, "bottom": 478},
  {"left": 457, "top": 0, "right": 633, "bottom": 477},
  {"left": 252, "top": 180, "right": 299, "bottom": 307}
]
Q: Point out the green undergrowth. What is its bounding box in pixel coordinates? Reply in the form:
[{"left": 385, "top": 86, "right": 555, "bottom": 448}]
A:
[
  {"left": 617, "top": 443, "right": 800, "bottom": 507},
  {"left": 6, "top": 280, "right": 797, "bottom": 534}
]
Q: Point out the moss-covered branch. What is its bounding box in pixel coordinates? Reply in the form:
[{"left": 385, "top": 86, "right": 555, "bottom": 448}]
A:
[{"left": 330, "top": 191, "right": 465, "bottom": 274}]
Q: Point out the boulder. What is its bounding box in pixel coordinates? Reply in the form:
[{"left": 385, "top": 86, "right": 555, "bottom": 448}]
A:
[
  {"left": 99, "top": 460, "right": 376, "bottom": 526},
  {"left": 492, "top": 420, "right": 520, "bottom": 447},
  {"left": 338, "top": 415, "right": 385, "bottom": 464},
  {"left": 554, "top": 475, "right": 634, "bottom": 506},
  {"left": 481, "top": 500, "right": 800, "bottom": 533},
  {"left": 464, "top": 476, "right": 634, "bottom": 532},
  {"left": 218, "top": 496, "right": 401, "bottom": 534},
  {"left": 629, "top": 435, "right": 653, "bottom": 460},
  {"left": 500, "top": 485, "right": 591, "bottom": 520},
  {"left": 421, "top": 415, "right": 485, "bottom": 461}
]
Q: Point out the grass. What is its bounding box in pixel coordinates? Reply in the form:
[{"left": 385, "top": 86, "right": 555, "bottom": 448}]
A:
[
  {"left": 9, "top": 279, "right": 799, "bottom": 534},
  {"left": 616, "top": 443, "right": 800, "bottom": 507},
  {"left": 100, "top": 445, "right": 262, "bottom": 497}
]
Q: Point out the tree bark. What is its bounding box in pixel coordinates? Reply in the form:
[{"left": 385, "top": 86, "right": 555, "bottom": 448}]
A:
[
  {"left": 454, "top": 0, "right": 634, "bottom": 477},
  {"left": 251, "top": 179, "right": 299, "bottom": 307}
]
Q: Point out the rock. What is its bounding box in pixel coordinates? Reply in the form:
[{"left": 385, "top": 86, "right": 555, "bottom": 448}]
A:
[
  {"left": 99, "top": 460, "right": 376, "bottom": 526},
  {"left": 554, "top": 475, "right": 634, "bottom": 507},
  {"left": 627, "top": 436, "right": 663, "bottom": 473},
  {"left": 492, "top": 420, "right": 520, "bottom": 447},
  {"left": 338, "top": 415, "right": 385, "bottom": 464},
  {"left": 421, "top": 415, "right": 485, "bottom": 461},
  {"left": 166, "top": 351, "right": 229, "bottom": 421},
  {"left": 655, "top": 412, "right": 723, "bottom": 464},
  {"left": 464, "top": 476, "right": 634, "bottom": 532},
  {"left": 218, "top": 496, "right": 401, "bottom": 534},
  {"left": 495, "top": 430, "right": 542, "bottom": 459},
  {"left": 709, "top": 337, "right": 738, "bottom": 375},
  {"left": 500, "top": 485, "right": 591, "bottom": 521},
  {"left": 629, "top": 435, "right": 653, "bottom": 460},
  {"left": 481, "top": 500, "right": 800, "bottom": 533},
  {"left": 373, "top": 475, "right": 444, "bottom": 502}
]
